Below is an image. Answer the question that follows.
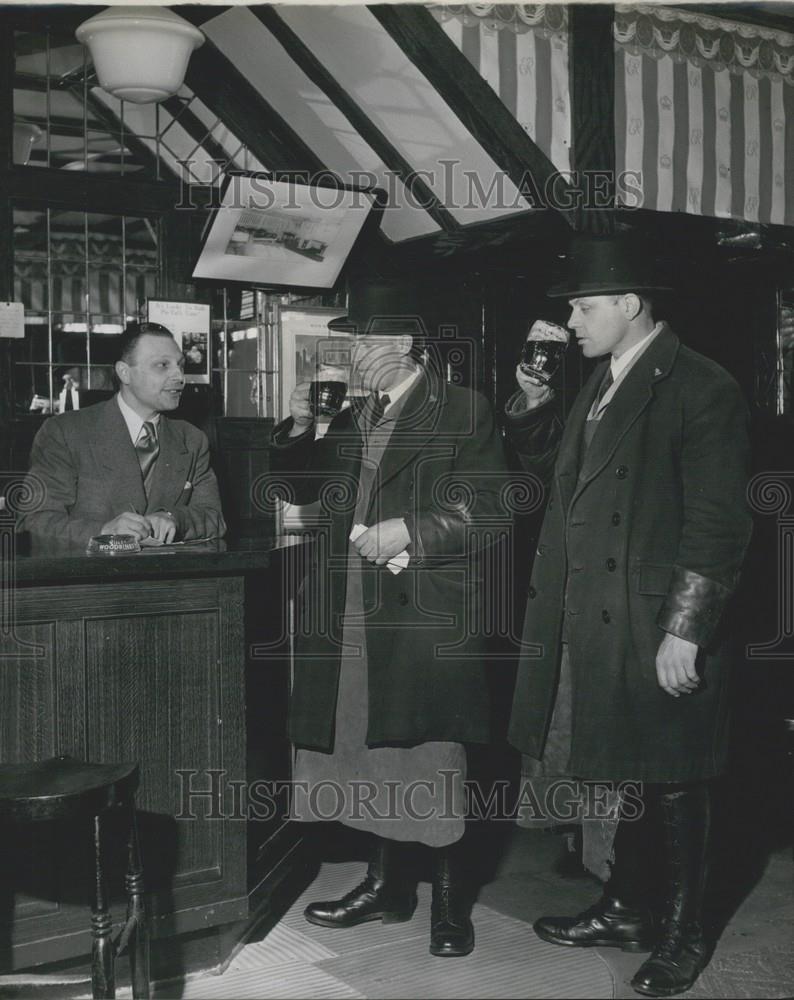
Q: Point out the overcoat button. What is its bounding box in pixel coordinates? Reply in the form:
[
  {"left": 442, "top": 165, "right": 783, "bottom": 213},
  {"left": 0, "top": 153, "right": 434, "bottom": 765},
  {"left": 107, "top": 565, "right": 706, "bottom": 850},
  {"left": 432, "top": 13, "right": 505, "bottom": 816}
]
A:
[
  {"left": 528, "top": 586, "right": 537, "bottom": 599},
  {"left": 606, "top": 558, "right": 617, "bottom": 571},
  {"left": 398, "top": 593, "right": 409, "bottom": 606},
  {"left": 536, "top": 544, "right": 546, "bottom": 556},
  {"left": 612, "top": 512, "right": 621, "bottom": 526},
  {"left": 616, "top": 465, "right": 628, "bottom": 479},
  {"left": 602, "top": 609, "right": 611, "bottom": 623}
]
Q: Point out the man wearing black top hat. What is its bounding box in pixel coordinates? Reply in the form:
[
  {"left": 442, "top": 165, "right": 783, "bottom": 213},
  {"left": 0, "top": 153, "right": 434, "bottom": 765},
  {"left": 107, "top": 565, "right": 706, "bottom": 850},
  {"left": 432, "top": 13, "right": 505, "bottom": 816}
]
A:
[
  {"left": 270, "top": 281, "right": 508, "bottom": 957},
  {"left": 504, "top": 235, "right": 752, "bottom": 997}
]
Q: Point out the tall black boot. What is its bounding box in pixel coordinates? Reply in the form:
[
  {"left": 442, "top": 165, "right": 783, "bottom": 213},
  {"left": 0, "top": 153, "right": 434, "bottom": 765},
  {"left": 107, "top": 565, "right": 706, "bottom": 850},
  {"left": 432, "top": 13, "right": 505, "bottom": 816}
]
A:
[
  {"left": 534, "top": 797, "right": 655, "bottom": 951},
  {"left": 631, "top": 783, "right": 710, "bottom": 997},
  {"left": 304, "top": 837, "right": 417, "bottom": 928},
  {"left": 430, "top": 844, "right": 475, "bottom": 957}
]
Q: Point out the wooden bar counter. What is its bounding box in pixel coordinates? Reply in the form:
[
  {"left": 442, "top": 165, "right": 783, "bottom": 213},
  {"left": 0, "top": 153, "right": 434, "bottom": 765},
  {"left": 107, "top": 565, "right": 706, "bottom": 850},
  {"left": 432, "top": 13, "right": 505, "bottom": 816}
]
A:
[{"left": 0, "top": 531, "right": 311, "bottom": 976}]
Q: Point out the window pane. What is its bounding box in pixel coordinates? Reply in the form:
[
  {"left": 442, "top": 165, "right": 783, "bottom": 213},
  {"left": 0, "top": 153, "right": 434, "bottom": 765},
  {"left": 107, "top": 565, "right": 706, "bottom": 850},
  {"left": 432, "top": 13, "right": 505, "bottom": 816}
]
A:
[
  {"left": 50, "top": 211, "right": 86, "bottom": 259},
  {"left": 50, "top": 262, "right": 87, "bottom": 314},
  {"left": 125, "top": 268, "right": 158, "bottom": 318},
  {"left": 53, "top": 313, "right": 89, "bottom": 369},
  {"left": 15, "top": 364, "right": 52, "bottom": 415}
]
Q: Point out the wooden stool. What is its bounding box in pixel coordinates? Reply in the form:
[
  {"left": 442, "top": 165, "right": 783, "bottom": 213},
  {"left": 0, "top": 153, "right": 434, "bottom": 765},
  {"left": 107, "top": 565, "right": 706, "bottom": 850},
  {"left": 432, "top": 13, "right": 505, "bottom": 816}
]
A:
[{"left": 0, "top": 756, "right": 150, "bottom": 999}]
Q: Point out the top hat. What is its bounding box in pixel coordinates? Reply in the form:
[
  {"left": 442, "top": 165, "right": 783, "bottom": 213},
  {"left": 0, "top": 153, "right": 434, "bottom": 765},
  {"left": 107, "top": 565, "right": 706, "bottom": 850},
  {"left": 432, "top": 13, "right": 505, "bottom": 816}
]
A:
[
  {"left": 328, "top": 280, "right": 428, "bottom": 337},
  {"left": 547, "top": 234, "right": 675, "bottom": 299}
]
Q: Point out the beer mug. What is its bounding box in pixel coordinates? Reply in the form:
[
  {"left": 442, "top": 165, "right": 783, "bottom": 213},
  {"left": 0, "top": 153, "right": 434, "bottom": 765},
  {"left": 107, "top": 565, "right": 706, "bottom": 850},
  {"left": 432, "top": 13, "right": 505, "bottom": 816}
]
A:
[
  {"left": 310, "top": 364, "right": 348, "bottom": 418},
  {"left": 519, "top": 319, "right": 570, "bottom": 385}
]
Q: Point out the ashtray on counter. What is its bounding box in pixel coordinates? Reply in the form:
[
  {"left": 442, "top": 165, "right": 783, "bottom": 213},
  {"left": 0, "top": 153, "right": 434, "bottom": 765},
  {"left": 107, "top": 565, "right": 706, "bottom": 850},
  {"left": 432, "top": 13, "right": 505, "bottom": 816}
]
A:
[{"left": 86, "top": 534, "right": 142, "bottom": 555}]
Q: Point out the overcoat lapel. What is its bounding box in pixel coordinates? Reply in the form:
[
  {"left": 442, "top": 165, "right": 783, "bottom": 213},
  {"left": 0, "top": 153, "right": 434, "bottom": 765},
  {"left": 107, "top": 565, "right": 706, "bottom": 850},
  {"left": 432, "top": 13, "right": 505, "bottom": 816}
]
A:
[
  {"left": 570, "top": 325, "right": 680, "bottom": 510},
  {"left": 555, "top": 366, "right": 604, "bottom": 514},
  {"left": 147, "top": 417, "right": 191, "bottom": 512},
  {"left": 366, "top": 373, "right": 446, "bottom": 510},
  {"left": 91, "top": 398, "right": 147, "bottom": 513}
]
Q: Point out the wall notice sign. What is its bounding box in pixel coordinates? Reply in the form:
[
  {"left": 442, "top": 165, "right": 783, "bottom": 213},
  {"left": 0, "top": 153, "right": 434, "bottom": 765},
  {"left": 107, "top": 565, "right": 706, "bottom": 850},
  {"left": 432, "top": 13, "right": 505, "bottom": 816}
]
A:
[
  {"left": 147, "top": 299, "right": 211, "bottom": 384},
  {"left": 0, "top": 302, "right": 24, "bottom": 339}
]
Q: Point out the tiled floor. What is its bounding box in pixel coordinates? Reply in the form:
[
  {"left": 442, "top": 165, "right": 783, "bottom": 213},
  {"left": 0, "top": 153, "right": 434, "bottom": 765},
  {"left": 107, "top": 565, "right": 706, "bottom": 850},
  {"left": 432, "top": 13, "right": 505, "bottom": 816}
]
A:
[{"left": 4, "top": 821, "right": 792, "bottom": 998}]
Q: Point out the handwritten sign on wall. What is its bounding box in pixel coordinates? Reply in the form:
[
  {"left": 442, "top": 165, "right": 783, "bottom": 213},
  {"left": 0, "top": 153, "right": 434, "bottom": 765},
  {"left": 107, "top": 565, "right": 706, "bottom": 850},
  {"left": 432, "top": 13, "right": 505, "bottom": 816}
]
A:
[{"left": 147, "top": 299, "right": 211, "bottom": 384}]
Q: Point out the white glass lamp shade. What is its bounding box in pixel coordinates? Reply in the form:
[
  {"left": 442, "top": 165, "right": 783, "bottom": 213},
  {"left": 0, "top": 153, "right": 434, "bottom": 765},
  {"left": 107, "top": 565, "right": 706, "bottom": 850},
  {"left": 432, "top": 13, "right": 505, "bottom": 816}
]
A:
[
  {"left": 75, "top": 6, "right": 204, "bottom": 104},
  {"left": 13, "top": 123, "right": 43, "bottom": 165}
]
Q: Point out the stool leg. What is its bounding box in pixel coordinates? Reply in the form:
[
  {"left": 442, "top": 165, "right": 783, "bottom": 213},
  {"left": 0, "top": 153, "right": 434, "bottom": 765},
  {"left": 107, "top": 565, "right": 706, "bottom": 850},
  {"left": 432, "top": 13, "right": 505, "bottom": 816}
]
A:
[
  {"left": 91, "top": 814, "right": 115, "bottom": 1000},
  {"left": 126, "top": 804, "right": 151, "bottom": 1000}
]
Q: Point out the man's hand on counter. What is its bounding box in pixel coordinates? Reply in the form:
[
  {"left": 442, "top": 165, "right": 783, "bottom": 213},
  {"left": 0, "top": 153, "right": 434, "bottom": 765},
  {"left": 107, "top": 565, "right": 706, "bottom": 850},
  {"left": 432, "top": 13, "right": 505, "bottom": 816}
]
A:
[
  {"left": 99, "top": 511, "right": 177, "bottom": 543},
  {"left": 146, "top": 512, "right": 177, "bottom": 544},
  {"left": 100, "top": 512, "right": 151, "bottom": 541}
]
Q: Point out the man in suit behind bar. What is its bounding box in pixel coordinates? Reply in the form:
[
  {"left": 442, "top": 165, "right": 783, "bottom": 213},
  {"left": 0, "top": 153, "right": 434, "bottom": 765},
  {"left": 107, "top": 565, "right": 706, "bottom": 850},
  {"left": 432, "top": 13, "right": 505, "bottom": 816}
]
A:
[{"left": 20, "top": 321, "right": 225, "bottom": 547}]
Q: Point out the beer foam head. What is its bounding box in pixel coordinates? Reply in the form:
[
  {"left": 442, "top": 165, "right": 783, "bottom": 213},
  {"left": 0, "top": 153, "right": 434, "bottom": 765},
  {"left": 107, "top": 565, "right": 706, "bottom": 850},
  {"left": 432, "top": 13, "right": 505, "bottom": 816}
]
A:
[
  {"left": 526, "top": 319, "right": 569, "bottom": 344},
  {"left": 315, "top": 364, "right": 347, "bottom": 381}
]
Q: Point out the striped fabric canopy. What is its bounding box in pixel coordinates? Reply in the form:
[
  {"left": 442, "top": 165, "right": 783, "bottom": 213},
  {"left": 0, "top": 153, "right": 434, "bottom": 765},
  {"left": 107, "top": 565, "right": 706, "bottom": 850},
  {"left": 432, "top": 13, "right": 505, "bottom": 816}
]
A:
[{"left": 431, "top": 3, "right": 794, "bottom": 228}]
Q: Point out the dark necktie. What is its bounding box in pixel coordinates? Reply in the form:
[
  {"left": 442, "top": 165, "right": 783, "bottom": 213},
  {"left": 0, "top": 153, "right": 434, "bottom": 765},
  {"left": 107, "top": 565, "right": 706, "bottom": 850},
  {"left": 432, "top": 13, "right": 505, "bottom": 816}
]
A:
[
  {"left": 593, "top": 367, "right": 615, "bottom": 411},
  {"left": 135, "top": 420, "right": 159, "bottom": 492},
  {"left": 366, "top": 392, "right": 390, "bottom": 431},
  {"left": 64, "top": 387, "right": 74, "bottom": 411}
]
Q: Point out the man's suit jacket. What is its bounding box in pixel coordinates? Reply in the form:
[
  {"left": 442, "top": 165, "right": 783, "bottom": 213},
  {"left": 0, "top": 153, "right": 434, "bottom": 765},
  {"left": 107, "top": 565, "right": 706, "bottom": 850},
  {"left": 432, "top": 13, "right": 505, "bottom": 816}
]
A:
[
  {"left": 20, "top": 397, "right": 226, "bottom": 546},
  {"left": 270, "top": 372, "right": 509, "bottom": 751},
  {"left": 505, "top": 325, "right": 753, "bottom": 783}
]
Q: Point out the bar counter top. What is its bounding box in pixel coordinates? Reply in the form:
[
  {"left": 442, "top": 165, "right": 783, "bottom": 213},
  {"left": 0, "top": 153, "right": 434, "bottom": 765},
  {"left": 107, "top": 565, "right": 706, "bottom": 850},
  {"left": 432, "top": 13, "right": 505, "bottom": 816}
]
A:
[{"left": 12, "top": 529, "right": 309, "bottom": 585}]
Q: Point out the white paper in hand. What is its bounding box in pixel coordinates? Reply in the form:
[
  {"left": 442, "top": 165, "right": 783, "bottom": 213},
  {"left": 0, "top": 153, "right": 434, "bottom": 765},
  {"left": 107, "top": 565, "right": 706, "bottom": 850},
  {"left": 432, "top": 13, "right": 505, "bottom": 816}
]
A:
[{"left": 349, "top": 522, "right": 410, "bottom": 575}]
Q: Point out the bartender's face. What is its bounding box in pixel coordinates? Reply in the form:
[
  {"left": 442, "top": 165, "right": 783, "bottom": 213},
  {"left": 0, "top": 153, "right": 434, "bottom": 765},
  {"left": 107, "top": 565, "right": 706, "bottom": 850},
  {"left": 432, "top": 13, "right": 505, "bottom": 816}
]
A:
[
  {"left": 567, "top": 295, "right": 631, "bottom": 358},
  {"left": 116, "top": 333, "right": 185, "bottom": 416},
  {"left": 351, "top": 334, "right": 412, "bottom": 392}
]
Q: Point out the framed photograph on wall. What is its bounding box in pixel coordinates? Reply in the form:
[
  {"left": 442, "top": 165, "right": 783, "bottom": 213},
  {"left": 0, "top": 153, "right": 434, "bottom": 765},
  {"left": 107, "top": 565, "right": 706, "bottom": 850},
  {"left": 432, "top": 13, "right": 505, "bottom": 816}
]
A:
[
  {"left": 147, "top": 299, "right": 211, "bottom": 384},
  {"left": 192, "top": 174, "right": 380, "bottom": 291}
]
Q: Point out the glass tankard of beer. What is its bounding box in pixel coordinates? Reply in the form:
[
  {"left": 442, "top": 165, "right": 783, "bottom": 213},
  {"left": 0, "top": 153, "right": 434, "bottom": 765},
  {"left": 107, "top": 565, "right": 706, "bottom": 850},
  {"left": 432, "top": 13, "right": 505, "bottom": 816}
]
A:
[
  {"left": 310, "top": 364, "right": 348, "bottom": 418},
  {"left": 519, "top": 319, "right": 570, "bottom": 385}
]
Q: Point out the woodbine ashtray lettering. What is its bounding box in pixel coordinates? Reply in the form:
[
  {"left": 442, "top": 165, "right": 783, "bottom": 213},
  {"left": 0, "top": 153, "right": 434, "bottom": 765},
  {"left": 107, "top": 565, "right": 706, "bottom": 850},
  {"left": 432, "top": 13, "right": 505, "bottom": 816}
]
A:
[{"left": 86, "top": 533, "right": 142, "bottom": 555}]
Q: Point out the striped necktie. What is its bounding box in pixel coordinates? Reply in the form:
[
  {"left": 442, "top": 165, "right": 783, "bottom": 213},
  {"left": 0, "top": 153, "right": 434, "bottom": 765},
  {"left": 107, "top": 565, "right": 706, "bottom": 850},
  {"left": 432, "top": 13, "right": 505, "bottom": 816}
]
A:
[
  {"left": 593, "top": 367, "right": 614, "bottom": 412},
  {"left": 135, "top": 420, "right": 159, "bottom": 492}
]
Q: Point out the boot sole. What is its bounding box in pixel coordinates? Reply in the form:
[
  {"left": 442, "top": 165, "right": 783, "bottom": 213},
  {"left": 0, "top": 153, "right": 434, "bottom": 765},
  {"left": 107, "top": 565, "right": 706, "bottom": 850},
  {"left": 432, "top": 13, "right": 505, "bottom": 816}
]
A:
[
  {"left": 429, "top": 940, "right": 475, "bottom": 958},
  {"left": 534, "top": 925, "right": 652, "bottom": 953},
  {"left": 631, "top": 979, "right": 698, "bottom": 998},
  {"left": 304, "top": 906, "right": 417, "bottom": 929}
]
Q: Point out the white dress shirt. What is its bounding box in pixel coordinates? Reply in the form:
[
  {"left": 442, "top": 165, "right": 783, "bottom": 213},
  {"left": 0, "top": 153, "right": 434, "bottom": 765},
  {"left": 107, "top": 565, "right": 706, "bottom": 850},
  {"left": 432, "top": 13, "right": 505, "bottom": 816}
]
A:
[
  {"left": 116, "top": 392, "right": 160, "bottom": 444},
  {"left": 381, "top": 366, "right": 421, "bottom": 416},
  {"left": 589, "top": 323, "right": 664, "bottom": 419}
]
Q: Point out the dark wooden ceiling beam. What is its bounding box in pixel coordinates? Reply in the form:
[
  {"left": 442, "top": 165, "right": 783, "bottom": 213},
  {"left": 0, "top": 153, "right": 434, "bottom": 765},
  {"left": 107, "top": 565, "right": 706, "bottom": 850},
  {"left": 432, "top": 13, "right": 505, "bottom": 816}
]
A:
[
  {"left": 184, "top": 39, "right": 326, "bottom": 175},
  {"left": 370, "top": 4, "right": 575, "bottom": 227},
  {"left": 2, "top": 165, "right": 216, "bottom": 215},
  {"left": 253, "top": 6, "right": 457, "bottom": 234},
  {"left": 569, "top": 3, "right": 616, "bottom": 234}
]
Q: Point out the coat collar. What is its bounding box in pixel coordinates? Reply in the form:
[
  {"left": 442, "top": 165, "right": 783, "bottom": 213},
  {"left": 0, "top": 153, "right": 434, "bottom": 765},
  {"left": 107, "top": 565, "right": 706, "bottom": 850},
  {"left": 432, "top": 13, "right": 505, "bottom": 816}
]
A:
[
  {"left": 365, "top": 368, "right": 448, "bottom": 498},
  {"left": 559, "top": 323, "right": 680, "bottom": 505}
]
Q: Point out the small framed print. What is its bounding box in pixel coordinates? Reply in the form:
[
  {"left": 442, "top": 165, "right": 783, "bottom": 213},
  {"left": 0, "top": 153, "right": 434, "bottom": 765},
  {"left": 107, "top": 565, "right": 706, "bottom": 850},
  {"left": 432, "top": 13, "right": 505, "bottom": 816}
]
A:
[{"left": 147, "top": 299, "right": 211, "bottom": 384}]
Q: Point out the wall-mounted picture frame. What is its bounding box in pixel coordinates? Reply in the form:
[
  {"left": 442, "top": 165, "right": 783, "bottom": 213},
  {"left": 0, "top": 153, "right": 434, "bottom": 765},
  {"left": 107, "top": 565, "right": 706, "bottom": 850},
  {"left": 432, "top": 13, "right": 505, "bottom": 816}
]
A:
[
  {"left": 192, "top": 173, "right": 380, "bottom": 291},
  {"left": 147, "top": 299, "right": 211, "bottom": 384}
]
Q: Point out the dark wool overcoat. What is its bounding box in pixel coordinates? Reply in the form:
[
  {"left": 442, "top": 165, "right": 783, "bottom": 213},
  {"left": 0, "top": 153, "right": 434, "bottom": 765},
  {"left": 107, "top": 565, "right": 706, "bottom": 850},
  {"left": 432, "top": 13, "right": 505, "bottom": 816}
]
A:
[
  {"left": 506, "top": 325, "right": 753, "bottom": 782},
  {"left": 270, "top": 374, "right": 509, "bottom": 751}
]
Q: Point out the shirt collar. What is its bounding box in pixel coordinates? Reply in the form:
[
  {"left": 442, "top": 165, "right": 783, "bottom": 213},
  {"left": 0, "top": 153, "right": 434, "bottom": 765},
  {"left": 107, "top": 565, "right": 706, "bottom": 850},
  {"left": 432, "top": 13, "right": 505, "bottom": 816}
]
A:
[
  {"left": 610, "top": 323, "right": 663, "bottom": 379},
  {"left": 380, "top": 366, "right": 421, "bottom": 414},
  {"left": 116, "top": 392, "right": 160, "bottom": 444}
]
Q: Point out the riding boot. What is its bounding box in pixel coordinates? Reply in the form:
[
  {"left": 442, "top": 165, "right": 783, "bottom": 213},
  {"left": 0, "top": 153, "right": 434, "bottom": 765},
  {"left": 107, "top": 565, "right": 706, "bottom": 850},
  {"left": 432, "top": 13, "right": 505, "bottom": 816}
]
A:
[
  {"left": 430, "top": 843, "right": 475, "bottom": 957},
  {"left": 631, "top": 783, "right": 711, "bottom": 997},
  {"left": 304, "top": 836, "right": 417, "bottom": 928},
  {"left": 534, "top": 795, "right": 655, "bottom": 951}
]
